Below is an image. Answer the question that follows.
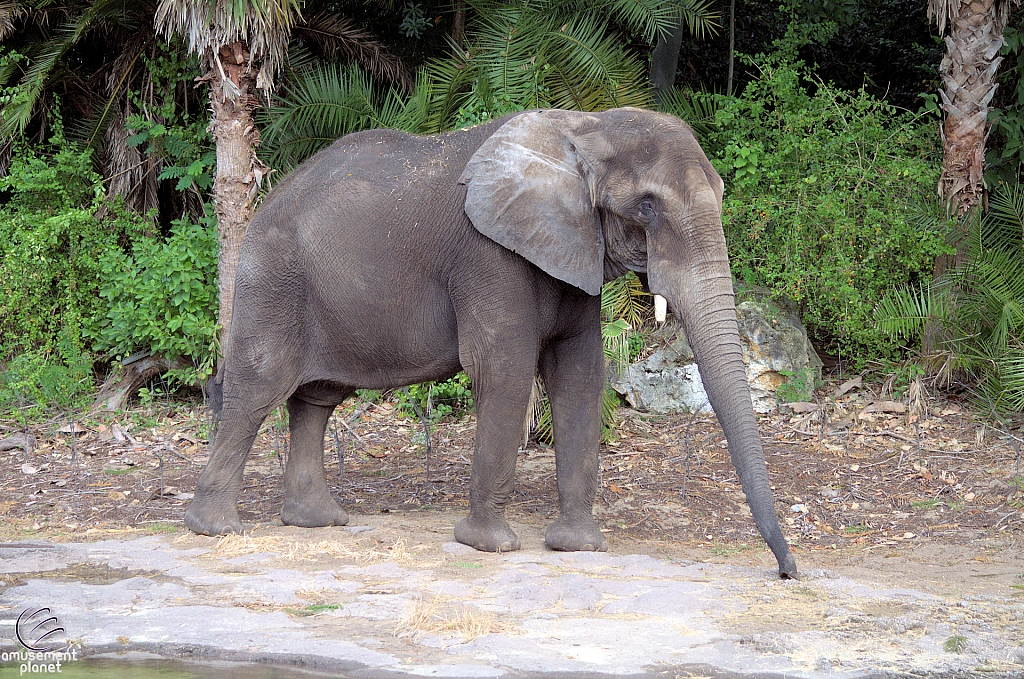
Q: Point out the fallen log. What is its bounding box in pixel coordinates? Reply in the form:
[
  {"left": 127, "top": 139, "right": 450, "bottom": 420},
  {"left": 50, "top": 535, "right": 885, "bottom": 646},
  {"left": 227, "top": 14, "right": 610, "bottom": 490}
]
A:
[{"left": 91, "top": 353, "right": 192, "bottom": 412}]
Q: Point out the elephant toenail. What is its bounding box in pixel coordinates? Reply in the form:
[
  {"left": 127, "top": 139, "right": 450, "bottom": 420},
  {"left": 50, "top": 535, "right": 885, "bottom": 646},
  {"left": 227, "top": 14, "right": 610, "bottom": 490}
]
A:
[
  {"left": 581, "top": 543, "right": 595, "bottom": 551},
  {"left": 498, "top": 541, "right": 512, "bottom": 553}
]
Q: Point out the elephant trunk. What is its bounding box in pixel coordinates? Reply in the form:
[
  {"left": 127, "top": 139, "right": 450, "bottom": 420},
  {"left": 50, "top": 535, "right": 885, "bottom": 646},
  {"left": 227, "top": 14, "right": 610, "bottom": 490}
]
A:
[{"left": 649, "top": 203, "right": 797, "bottom": 579}]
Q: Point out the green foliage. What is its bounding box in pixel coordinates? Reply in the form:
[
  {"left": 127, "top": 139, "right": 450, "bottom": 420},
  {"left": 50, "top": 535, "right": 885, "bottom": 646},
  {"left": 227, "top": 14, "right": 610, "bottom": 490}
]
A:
[
  {"left": 395, "top": 373, "right": 475, "bottom": 420},
  {"left": 0, "top": 107, "right": 220, "bottom": 413},
  {"left": 0, "top": 122, "right": 147, "bottom": 413},
  {"left": 259, "top": 63, "right": 431, "bottom": 172},
  {"left": 601, "top": 271, "right": 651, "bottom": 368},
  {"left": 988, "top": 24, "right": 1024, "bottom": 185},
  {"left": 262, "top": 0, "right": 680, "bottom": 166},
  {"left": 701, "top": 59, "right": 950, "bottom": 365},
  {"left": 88, "top": 208, "right": 220, "bottom": 387},
  {"left": 399, "top": 2, "right": 431, "bottom": 39},
  {"left": 885, "top": 362, "right": 926, "bottom": 400},
  {"left": 943, "top": 635, "right": 969, "bottom": 654},
  {"left": 422, "top": 0, "right": 655, "bottom": 132},
  {"left": 533, "top": 385, "right": 621, "bottom": 444},
  {"left": 875, "top": 184, "right": 1024, "bottom": 413},
  {"left": 124, "top": 46, "right": 214, "bottom": 195},
  {"left": 0, "top": 338, "right": 94, "bottom": 414},
  {"left": 775, "top": 368, "right": 817, "bottom": 403},
  {"left": 656, "top": 86, "right": 720, "bottom": 139}
]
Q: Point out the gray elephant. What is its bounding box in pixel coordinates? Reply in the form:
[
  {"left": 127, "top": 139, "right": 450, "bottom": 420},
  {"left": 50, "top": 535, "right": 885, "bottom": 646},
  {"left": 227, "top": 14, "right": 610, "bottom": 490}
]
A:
[{"left": 186, "top": 107, "right": 797, "bottom": 578}]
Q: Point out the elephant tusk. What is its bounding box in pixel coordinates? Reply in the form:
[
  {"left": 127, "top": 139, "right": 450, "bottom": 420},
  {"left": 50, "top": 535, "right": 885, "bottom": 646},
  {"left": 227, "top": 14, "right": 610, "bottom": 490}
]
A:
[{"left": 654, "top": 295, "right": 667, "bottom": 323}]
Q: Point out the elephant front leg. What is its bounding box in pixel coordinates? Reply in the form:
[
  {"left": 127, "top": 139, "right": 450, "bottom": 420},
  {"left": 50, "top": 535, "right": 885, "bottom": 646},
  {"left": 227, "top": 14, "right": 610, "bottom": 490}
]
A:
[
  {"left": 539, "top": 320, "right": 608, "bottom": 552},
  {"left": 454, "top": 369, "right": 534, "bottom": 553},
  {"left": 280, "top": 396, "right": 350, "bottom": 528}
]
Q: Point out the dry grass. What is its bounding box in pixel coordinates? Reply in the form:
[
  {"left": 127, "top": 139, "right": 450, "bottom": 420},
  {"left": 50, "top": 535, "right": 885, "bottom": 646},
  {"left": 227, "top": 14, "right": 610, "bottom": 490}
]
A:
[
  {"left": 200, "top": 531, "right": 445, "bottom": 568},
  {"left": 394, "top": 594, "right": 509, "bottom": 641}
]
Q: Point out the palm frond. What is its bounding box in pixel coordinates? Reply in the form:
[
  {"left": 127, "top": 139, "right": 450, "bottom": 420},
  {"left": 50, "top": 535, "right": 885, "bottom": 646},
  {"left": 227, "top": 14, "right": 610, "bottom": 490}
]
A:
[
  {"left": 260, "top": 63, "right": 376, "bottom": 171},
  {"left": 601, "top": 271, "right": 648, "bottom": 329},
  {"left": 569, "top": 0, "right": 677, "bottom": 43},
  {"left": 294, "top": 12, "right": 413, "bottom": 91},
  {"left": 1, "top": 0, "right": 149, "bottom": 139},
  {"left": 421, "top": 51, "right": 478, "bottom": 132},
  {"left": 68, "top": 32, "right": 151, "bottom": 151},
  {"left": 983, "top": 181, "right": 1024, "bottom": 249},
  {"left": 260, "top": 63, "right": 426, "bottom": 172},
  {"left": 530, "top": 385, "right": 620, "bottom": 444},
  {"left": 0, "top": 0, "right": 25, "bottom": 41},
  {"left": 2, "top": 36, "right": 64, "bottom": 138},
  {"left": 874, "top": 280, "right": 952, "bottom": 338},
  {"left": 955, "top": 249, "right": 1024, "bottom": 347},
  {"left": 657, "top": 87, "right": 718, "bottom": 137},
  {"left": 155, "top": 0, "right": 302, "bottom": 91},
  {"left": 676, "top": 0, "right": 720, "bottom": 40},
  {"left": 468, "top": 2, "right": 547, "bottom": 108},
  {"left": 542, "top": 15, "right": 652, "bottom": 110},
  {"left": 992, "top": 350, "right": 1024, "bottom": 411}
]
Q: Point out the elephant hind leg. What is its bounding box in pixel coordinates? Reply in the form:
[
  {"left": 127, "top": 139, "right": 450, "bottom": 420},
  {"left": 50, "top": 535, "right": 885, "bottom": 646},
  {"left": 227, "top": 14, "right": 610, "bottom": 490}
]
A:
[
  {"left": 185, "top": 395, "right": 283, "bottom": 536},
  {"left": 280, "top": 392, "right": 351, "bottom": 528},
  {"left": 186, "top": 330, "right": 303, "bottom": 535}
]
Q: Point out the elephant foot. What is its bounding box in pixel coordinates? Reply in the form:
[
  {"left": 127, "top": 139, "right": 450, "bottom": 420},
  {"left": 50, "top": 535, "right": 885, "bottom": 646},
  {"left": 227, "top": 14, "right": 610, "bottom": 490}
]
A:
[
  {"left": 454, "top": 514, "right": 521, "bottom": 553},
  {"left": 281, "top": 492, "right": 350, "bottom": 528},
  {"left": 184, "top": 494, "right": 243, "bottom": 536},
  {"left": 545, "top": 515, "right": 608, "bottom": 552}
]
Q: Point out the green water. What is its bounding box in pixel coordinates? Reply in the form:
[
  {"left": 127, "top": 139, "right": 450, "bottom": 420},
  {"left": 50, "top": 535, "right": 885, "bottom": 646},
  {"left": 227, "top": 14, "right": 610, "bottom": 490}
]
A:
[{"left": 0, "top": 657, "right": 343, "bottom": 678}]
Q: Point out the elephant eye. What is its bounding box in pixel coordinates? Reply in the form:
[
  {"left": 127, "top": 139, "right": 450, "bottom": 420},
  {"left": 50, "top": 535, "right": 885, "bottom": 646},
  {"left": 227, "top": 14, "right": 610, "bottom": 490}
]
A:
[{"left": 637, "top": 199, "right": 656, "bottom": 221}]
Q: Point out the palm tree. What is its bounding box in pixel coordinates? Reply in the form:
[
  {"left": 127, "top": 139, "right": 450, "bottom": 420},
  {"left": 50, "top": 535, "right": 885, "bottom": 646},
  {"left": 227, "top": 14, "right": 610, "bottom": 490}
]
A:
[
  {"left": 648, "top": 0, "right": 719, "bottom": 101},
  {"left": 928, "top": 0, "right": 1019, "bottom": 217},
  {"left": 876, "top": 183, "right": 1024, "bottom": 412},
  {"left": 260, "top": 0, "right": 678, "bottom": 166},
  {"left": 0, "top": 0, "right": 170, "bottom": 202},
  {"left": 155, "top": 0, "right": 303, "bottom": 352}
]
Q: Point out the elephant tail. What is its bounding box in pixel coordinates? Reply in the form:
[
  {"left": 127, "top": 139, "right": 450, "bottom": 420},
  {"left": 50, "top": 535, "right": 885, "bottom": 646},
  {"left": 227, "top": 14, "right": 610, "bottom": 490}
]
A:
[{"left": 205, "top": 369, "right": 224, "bottom": 444}]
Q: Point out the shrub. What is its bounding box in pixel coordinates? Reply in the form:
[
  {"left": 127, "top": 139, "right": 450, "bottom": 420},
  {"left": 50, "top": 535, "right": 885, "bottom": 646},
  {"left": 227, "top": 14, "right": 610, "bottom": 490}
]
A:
[
  {"left": 88, "top": 207, "right": 220, "bottom": 387},
  {"left": 0, "top": 119, "right": 219, "bottom": 414},
  {"left": 0, "top": 128, "right": 147, "bottom": 413},
  {"left": 395, "top": 373, "right": 475, "bottom": 421},
  {"left": 700, "top": 59, "right": 951, "bottom": 366}
]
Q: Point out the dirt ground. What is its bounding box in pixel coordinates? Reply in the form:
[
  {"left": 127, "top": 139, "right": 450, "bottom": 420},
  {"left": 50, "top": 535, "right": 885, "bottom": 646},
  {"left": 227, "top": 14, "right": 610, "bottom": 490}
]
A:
[{"left": 1, "top": 378, "right": 1022, "bottom": 587}]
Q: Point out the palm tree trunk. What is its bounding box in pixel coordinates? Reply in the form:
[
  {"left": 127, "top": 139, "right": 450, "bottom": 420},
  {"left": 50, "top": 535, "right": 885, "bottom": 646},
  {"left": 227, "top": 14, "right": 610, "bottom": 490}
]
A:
[
  {"left": 727, "top": 0, "right": 735, "bottom": 96},
  {"left": 935, "top": 0, "right": 1010, "bottom": 220},
  {"left": 206, "top": 41, "right": 268, "bottom": 351},
  {"left": 649, "top": 15, "right": 686, "bottom": 103},
  {"left": 452, "top": 0, "right": 466, "bottom": 45}
]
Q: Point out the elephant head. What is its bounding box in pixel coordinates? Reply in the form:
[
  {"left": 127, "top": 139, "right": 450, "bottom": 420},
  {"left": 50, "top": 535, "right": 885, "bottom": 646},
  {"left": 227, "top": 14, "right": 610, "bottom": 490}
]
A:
[{"left": 459, "top": 108, "right": 797, "bottom": 578}]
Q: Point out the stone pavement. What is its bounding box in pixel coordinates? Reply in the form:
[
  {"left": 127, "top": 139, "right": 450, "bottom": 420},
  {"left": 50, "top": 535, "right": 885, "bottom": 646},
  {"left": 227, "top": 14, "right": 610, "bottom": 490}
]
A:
[{"left": 0, "top": 518, "right": 1021, "bottom": 678}]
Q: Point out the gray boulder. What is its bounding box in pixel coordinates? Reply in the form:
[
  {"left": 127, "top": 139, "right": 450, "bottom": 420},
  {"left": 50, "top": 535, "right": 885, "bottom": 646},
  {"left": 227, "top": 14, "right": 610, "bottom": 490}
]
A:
[{"left": 609, "top": 286, "right": 822, "bottom": 414}]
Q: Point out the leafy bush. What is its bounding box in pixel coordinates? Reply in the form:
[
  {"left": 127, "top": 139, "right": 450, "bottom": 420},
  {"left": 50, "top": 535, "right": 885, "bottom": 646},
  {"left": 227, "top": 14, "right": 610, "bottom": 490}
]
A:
[
  {"left": 88, "top": 208, "right": 220, "bottom": 386},
  {"left": 0, "top": 115, "right": 220, "bottom": 414},
  {"left": 123, "top": 45, "right": 215, "bottom": 198},
  {"left": 0, "top": 125, "right": 147, "bottom": 413},
  {"left": 700, "top": 59, "right": 951, "bottom": 365},
  {"left": 875, "top": 184, "right": 1024, "bottom": 413},
  {"left": 395, "top": 373, "right": 475, "bottom": 420}
]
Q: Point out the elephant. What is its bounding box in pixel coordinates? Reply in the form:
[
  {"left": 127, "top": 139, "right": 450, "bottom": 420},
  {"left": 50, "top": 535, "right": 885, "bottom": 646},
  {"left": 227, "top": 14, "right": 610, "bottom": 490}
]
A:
[{"left": 185, "top": 107, "right": 798, "bottom": 579}]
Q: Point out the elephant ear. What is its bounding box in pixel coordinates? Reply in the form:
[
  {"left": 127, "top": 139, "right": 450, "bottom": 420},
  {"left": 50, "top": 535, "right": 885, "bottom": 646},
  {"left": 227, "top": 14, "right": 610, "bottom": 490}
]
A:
[{"left": 459, "top": 110, "right": 605, "bottom": 296}]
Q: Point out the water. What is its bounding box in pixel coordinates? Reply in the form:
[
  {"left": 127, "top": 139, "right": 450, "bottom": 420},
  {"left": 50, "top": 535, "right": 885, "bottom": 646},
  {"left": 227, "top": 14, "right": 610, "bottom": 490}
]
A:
[{"left": 0, "top": 656, "right": 343, "bottom": 678}]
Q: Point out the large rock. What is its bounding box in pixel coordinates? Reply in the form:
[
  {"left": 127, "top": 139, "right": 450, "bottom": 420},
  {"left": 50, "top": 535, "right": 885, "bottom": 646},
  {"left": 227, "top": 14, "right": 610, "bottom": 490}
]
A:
[{"left": 609, "top": 286, "right": 822, "bottom": 414}]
